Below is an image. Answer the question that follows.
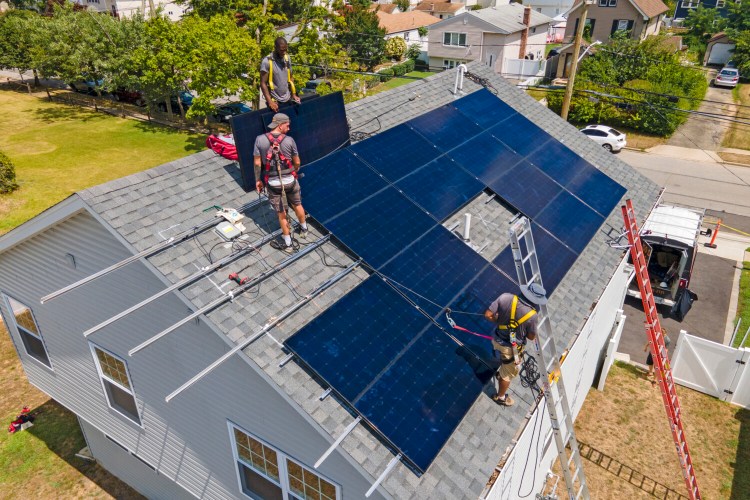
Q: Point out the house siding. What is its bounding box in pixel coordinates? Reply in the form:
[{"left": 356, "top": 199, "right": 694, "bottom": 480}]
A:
[
  {"left": 0, "top": 211, "right": 386, "bottom": 500},
  {"left": 675, "top": 0, "right": 730, "bottom": 20},
  {"left": 428, "top": 15, "right": 487, "bottom": 64},
  {"left": 565, "top": 1, "right": 649, "bottom": 43}
]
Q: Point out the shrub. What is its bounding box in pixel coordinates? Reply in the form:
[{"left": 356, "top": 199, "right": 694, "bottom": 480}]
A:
[
  {"left": 377, "top": 68, "right": 394, "bottom": 82},
  {"left": 0, "top": 151, "right": 19, "bottom": 194},
  {"left": 417, "top": 26, "right": 429, "bottom": 38},
  {"left": 403, "top": 58, "right": 415, "bottom": 72},
  {"left": 392, "top": 63, "right": 407, "bottom": 76},
  {"left": 406, "top": 43, "right": 422, "bottom": 61},
  {"left": 384, "top": 37, "right": 407, "bottom": 60}
]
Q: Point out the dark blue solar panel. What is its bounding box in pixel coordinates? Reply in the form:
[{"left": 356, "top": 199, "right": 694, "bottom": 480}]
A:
[
  {"left": 285, "top": 277, "right": 428, "bottom": 402},
  {"left": 490, "top": 113, "right": 553, "bottom": 157},
  {"left": 396, "top": 156, "right": 484, "bottom": 221},
  {"left": 301, "top": 150, "right": 388, "bottom": 224},
  {"left": 349, "top": 124, "right": 441, "bottom": 182},
  {"left": 232, "top": 93, "right": 349, "bottom": 191},
  {"left": 527, "top": 140, "right": 590, "bottom": 186},
  {"left": 355, "top": 321, "right": 493, "bottom": 473},
  {"left": 324, "top": 186, "right": 436, "bottom": 269},
  {"left": 452, "top": 88, "right": 518, "bottom": 129},
  {"left": 536, "top": 190, "right": 605, "bottom": 254},
  {"left": 380, "top": 226, "right": 490, "bottom": 317},
  {"left": 408, "top": 105, "right": 483, "bottom": 152},
  {"left": 448, "top": 132, "right": 522, "bottom": 185},
  {"left": 566, "top": 164, "right": 627, "bottom": 217},
  {"left": 492, "top": 222, "right": 577, "bottom": 293},
  {"left": 486, "top": 160, "right": 563, "bottom": 218}
]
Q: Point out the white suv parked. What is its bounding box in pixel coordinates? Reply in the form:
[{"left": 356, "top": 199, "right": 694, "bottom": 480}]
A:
[{"left": 580, "top": 124, "right": 627, "bottom": 153}]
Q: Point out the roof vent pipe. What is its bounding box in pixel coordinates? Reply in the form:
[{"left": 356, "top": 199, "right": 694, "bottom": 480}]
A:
[{"left": 454, "top": 63, "right": 467, "bottom": 97}]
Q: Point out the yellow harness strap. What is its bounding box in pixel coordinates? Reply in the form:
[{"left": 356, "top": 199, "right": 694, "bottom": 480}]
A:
[
  {"left": 496, "top": 295, "right": 537, "bottom": 330},
  {"left": 268, "top": 53, "right": 296, "bottom": 95}
]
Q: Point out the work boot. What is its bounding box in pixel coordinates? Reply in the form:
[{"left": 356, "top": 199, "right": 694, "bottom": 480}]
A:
[
  {"left": 270, "top": 239, "right": 294, "bottom": 254},
  {"left": 296, "top": 226, "right": 309, "bottom": 240}
]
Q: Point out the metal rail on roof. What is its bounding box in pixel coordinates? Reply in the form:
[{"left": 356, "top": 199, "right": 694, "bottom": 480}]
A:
[
  {"left": 365, "top": 453, "right": 402, "bottom": 498},
  {"left": 128, "top": 235, "right": 331, "bottom": 357},
  {"left": 40, "top": 197, "right": 266, "bottom": 304},
  {"left": 314, "top": 416, "right": 362, "bottom": 469},
  {"left": 164, "top": 259, "right": 361, "bottom": 402},
  {"left": 83, "top": 229, "right": 283, "bottom": 337}
]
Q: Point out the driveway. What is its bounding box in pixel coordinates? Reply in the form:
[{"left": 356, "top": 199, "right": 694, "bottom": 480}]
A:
[{"left": 666, "top": 71, "right": 736, "bottom": 150}]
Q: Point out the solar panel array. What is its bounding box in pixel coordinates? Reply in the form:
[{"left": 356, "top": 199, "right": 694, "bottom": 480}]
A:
[
  {"left": 230, "top": 92, "right": 349, "bottom": 191},
  {"left": 284, "top": 89, "right": 626, "bottom": 474}
]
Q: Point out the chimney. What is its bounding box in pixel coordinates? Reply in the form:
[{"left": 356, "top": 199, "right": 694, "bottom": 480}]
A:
[{"left": 519, "top": 6, "right": 531, "bottom": 59}]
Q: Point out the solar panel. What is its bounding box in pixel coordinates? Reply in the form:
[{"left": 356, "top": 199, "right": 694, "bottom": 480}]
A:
[
  {"left": 301, "top": 149, "right": 389, "bottom": 224},
  {"left": 492, "top": 222, "right": 577, "bottom": 293},
  {"left": 379, "top": 226, "right": 491, "bottom": 317},
  {"left": 396, "top": 156, "right": 485, "bottom": 221},
  {"left": 486, "top": 160, "right": 563, "bottom": 218},
  {"left": 527, "top": 140, "right": 589, "bottom": 186},
  {"left": 535, "top": 190, "right": 605, "bottom": 254},
  {"left": 350, "top": 124, "right": 441, "bottom": 182},
  {"left": 448, "top": 132, "right": 522, "bottom": 185},
  {"left": 285, "top": 276, "right": 429, "bottom": 402},
  {"left": 452, "top": 88, "right": 518, "bottom": 129},
  {"left": 565, "top": 163, "right": 627, "bottom": 217},
  {"left": 490, "top": 113, "right": 553, "bottom": 157},
  {"left": 231, "top": 92, "right": 350, "bottom": 191},
  {"left": 323, "top": 186, "right": 436, "bottom": 269},
  {"left": 408, "top": 105, "right": 483, "bottom": 152}
]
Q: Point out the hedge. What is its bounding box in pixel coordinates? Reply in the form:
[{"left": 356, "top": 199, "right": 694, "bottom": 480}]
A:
[{"left": 0, "top": 151, "right": 18, "bottom": 194}]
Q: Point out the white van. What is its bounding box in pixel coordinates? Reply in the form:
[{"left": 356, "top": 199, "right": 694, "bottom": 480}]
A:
[{"left": 626, "top": 204, "right": 705, "bottom": 319}]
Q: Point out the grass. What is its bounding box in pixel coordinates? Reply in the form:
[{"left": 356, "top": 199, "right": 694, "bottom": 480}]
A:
[
  {"left": 546, "top": 43, "right": 561, "bottom": 57},
  {"left": 0, "top": 88, "right": 205, "bottom": 234},
  {"left": 722, "top": 84, "right": 750, "bottom": 150},
  {"left": 569, "top": 362, "right": 749, "bottom": 499},
  {"left": 733, "top": 254, "right": 750, "bottom": 348},
  {"left": 370, "top": 71, "right": 435, "bottom": 94},
  {"left": 617, "top": 127, "right": 666, "bottom": 151},
  {"left": 0, "top": 318, "right": 143, "bottom": 498}
]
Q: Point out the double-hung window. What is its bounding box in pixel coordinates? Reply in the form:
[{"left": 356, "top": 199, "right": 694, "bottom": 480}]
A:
[
  {"left": 681, "top": 0, "right": 699, "bottom": 7},
  {"left": 3, "top": 295, "right": 52, "bottom": 369},
  {"left": 443, "top": 32, "right": 467, "bottom": 47},
  {"left": 231, "top": 424, "right": 340, "bottom": 500},
  {"left": 716, "top": 0, "right": 726, "bottom": 7},
  {"left": 91, "top": 345, "right": 141, "bottom": 425}
]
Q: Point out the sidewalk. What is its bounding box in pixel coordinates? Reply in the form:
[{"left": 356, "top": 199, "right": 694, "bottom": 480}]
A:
[{"left": 645, "top": 144, "right": 750, "bottom": 166}]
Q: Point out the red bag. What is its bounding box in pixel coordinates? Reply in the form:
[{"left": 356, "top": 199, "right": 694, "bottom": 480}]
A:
[{"left": 206, "top": 134, "right": 238, "bottom": 161}]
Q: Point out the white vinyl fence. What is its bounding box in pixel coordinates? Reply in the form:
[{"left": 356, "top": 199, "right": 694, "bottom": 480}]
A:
[
  {"left": 503, "top": 58, "right": 546, "bottom": 78},
  {"left": 671, "top": 330, "right": 750, "bottom": 408}
]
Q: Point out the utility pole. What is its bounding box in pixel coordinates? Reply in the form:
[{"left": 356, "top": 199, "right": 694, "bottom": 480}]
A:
[{"left": 560, "top": 0, "right": 594, "bottom": 120}]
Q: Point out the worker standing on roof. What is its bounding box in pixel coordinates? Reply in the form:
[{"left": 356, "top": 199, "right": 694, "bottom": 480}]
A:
[
  {"left": 260, "top": 37, "right": 301, "bottom": 112},
  {"left": 484, "top": 292, "right": 538, "bottom": 407},
  {"left": 253, "top": 113, "right": 309, "bottom": 253}
]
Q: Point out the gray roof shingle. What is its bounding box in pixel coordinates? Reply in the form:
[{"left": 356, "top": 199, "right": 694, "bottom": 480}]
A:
[{"left": 77, "top": 61, "right": 659, "bottom": 498}]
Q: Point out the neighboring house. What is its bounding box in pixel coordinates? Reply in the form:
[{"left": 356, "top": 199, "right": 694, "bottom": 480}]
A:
[
  {"left": 75, "top": 0, "right": 187, "bottom": 21},
  {"left": 427, "top": 4, "right": 552, "bottom": 78},
  {"left": 674, "top": 0, "right": 730, "bottom": 21},
  {"left": 0, "top": 62, "right": 659, "bottom": 500},
  {"left": 552, "top": 0, "right": 668, "bottom": 78},
  {"left": 414, "top": 1, "right": 468, "bottom": 19},
  {"left": 704, "top": 32, "right": 735, "bottom": 66},
  {"left": 548, "top": 13, "right": 568, "bottom": 42},
  {"left": 370, "top": 3, "right": 401, "bottom": 14},
  {"left": 377, "top": 10, "right": 442, "bottom": 58},
  {"left": 522, "top": 0, "right": 575, "bottom": 18}
]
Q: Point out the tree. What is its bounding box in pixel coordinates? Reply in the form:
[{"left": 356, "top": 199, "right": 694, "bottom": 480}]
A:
[
  {"left": 725, "top": 0, "right": 750, "bottom": 73},
  {"left": 384, "top": 37, "right": 407, "bottom": 60},
  {"left": 336, "top": 2, "right": 386, "bottom": 71},
  {"left": 0, "top": 151, "right": 19, "bottom": 194},
  {"left": 7, "top": 0, "right": 45, "bottom": 11},
  {"left": 683, "top": 5, "right": 725, "bottom": 59},
  {"left": 417, "top": 26, "right": 428, "bottom": 38},
  {"left": 406, "top": 42, "right": 422, "bottom": 60},
  {"left": 288, "top": 4, "right": 349, "bottom": 83},
  {"left": 0, "top": 10, "right": 42, "bottom": 84},
  {"left": 394, "top": 0, "right": 410, "bottom": 12}
]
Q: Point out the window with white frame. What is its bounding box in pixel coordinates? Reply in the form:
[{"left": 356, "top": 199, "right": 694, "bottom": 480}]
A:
[
  {"left": 443, "top": 32, "right": 467, "bottom": 47},
  {"left": 716, "top": 0, "right": 726, "bottom": 7},
  {"left": 681, "top": 0, "right": 700, "bottom": 7},
  {"left": 231, "top": 425, "right": 340, "bottom": 500},
  {"left": 443, "top": 59, "right": 460, "bottom": 69},
  {"left": 91, "top": 345, "right": 141, "bottom": 425},
  {"left": 3, "top": 295, "right": 52, "bottom": 368},
  {"left": 609, "top": 0, "right": 617, "bottom": 5}
]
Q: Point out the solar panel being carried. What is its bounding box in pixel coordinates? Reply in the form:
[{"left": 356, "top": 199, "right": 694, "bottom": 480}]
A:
[{"left": 286, "top": 88, "right": 625, "bottom": 475}]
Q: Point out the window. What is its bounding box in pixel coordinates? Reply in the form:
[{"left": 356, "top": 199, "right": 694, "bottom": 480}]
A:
[
  {"left": 609, "top": 0, "right": 617, "bottom": 5},
  {"left": 443, "top": 59, "right": 461, "bottom": 69},
  {"left": 91, "top": 345, "right": 141, "bottom": 425},
  {"left": 404, "top": 32, "right": 410, "bottom": 42},
  {"left": 716, "top": 0, "right": 726, "bottom": 6},
  {"left": 611, "top": 19, "right": 634, "bottom": 35},
  {"left": 3, "top": 295, "right": 52, "bottom": 368},
  {"left": 681, "top": 0, "right": 699, "bottom": 7},
  {"left": 230, "top": 425, "right": 340, "bottom": 500},
  {"left": 443, "top": 32, "right": 467, "bottom": 47},
  {"left": 599, "top": 0, "right": 617, "bottom": 5}
]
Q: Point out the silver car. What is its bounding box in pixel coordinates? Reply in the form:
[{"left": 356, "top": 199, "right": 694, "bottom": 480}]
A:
[
  {"left": 580, "top": 125, "right": 627, "bottom": 153},
  {"left": 714, "top": 68, "right": 740, "bottom": 89}
]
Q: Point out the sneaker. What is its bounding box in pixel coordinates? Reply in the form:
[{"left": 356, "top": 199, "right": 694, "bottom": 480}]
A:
[
  {"left": 270, "top": 239, "right": 294, "bottom": 254},
  {"left": 296, "top": 226, "right": 309, "bottom": 240},
  {"left": 492, "top": 393, "right": 514, "bottom": 406}
]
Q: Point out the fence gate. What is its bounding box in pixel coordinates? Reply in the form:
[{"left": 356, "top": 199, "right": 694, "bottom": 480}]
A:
[{"left": 671, "top": 330, "right": 750, "bottom": 406}]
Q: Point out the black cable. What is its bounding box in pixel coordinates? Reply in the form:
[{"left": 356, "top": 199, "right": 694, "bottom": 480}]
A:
[{"left": 518, "top": 391, "right": 547, "bottom": 498}]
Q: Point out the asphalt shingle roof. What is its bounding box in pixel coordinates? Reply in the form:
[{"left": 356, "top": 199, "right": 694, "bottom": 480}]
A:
[{"left": 77, "top": 61, "right": 660, "bottom": 498}]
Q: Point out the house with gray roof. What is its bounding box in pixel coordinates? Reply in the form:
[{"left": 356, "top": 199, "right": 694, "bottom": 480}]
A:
[{"left": 0, "top": 62, "right": 659, "bottom": 499}]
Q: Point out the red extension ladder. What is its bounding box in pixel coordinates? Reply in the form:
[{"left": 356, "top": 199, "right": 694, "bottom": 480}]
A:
[{"left": 622, "top": 199, "right": 701, "bottom": 500}]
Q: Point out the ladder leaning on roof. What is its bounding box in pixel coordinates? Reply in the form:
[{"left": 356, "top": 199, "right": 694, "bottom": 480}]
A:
[
  {"left": 508, "top": 217, "right": 590, "bottom": 500},
  {"left": 621, "top": 199, "right": 701, "bottom": 500}
]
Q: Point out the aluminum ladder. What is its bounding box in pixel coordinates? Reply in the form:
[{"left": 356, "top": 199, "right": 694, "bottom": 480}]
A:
[
  {"left": 508, "top": 217, "right": 590, "bottom": 500},
  {"left": 621, "top": 199, "right": 701, "bottom": 500}
]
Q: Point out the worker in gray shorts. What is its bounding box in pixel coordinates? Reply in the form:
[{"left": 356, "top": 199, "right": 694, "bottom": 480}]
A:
[
  {"left": 253, "top": 113, "right": 308, "bottom": 253},
  {"left": 484, "top": 293, "right": 538, "bottom": 406}
]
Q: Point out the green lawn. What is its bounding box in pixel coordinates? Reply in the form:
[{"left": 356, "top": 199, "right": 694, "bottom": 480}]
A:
[
  {"left": 733, "top": 252, "right": 750, "bottom": 348},
  {"left": 371, "top": 71, "right": 435, "bottom": 94},
  {"left": 0, "top": 89, "right": 205, "bottom": 234},
  {"left": 723, "top": 84, "right": 750, "bottom": 151}
]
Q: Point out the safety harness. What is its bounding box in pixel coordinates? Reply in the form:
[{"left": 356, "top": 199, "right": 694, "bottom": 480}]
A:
[
  {"left": 495, "top": 295, "right": 537, "bottom": 364},
  {"left": 267, "top": 53, "right": 296, "bottom": 97},
  {"left": 263, "top": 133, "right": 297, "bottom": 189}
]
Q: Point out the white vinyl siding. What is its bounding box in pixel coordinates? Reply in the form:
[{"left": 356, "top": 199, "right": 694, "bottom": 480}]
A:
[
  {"left": 3, "top": 294, "right": 52, "bottom": 369},
  {"left": 90, "top": 344, "right": 141, "bottom": 425}
]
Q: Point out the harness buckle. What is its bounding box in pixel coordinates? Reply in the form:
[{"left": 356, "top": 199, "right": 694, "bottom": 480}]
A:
[{"left": 445, "top": 309, "right": 457, "bottom": 329}]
